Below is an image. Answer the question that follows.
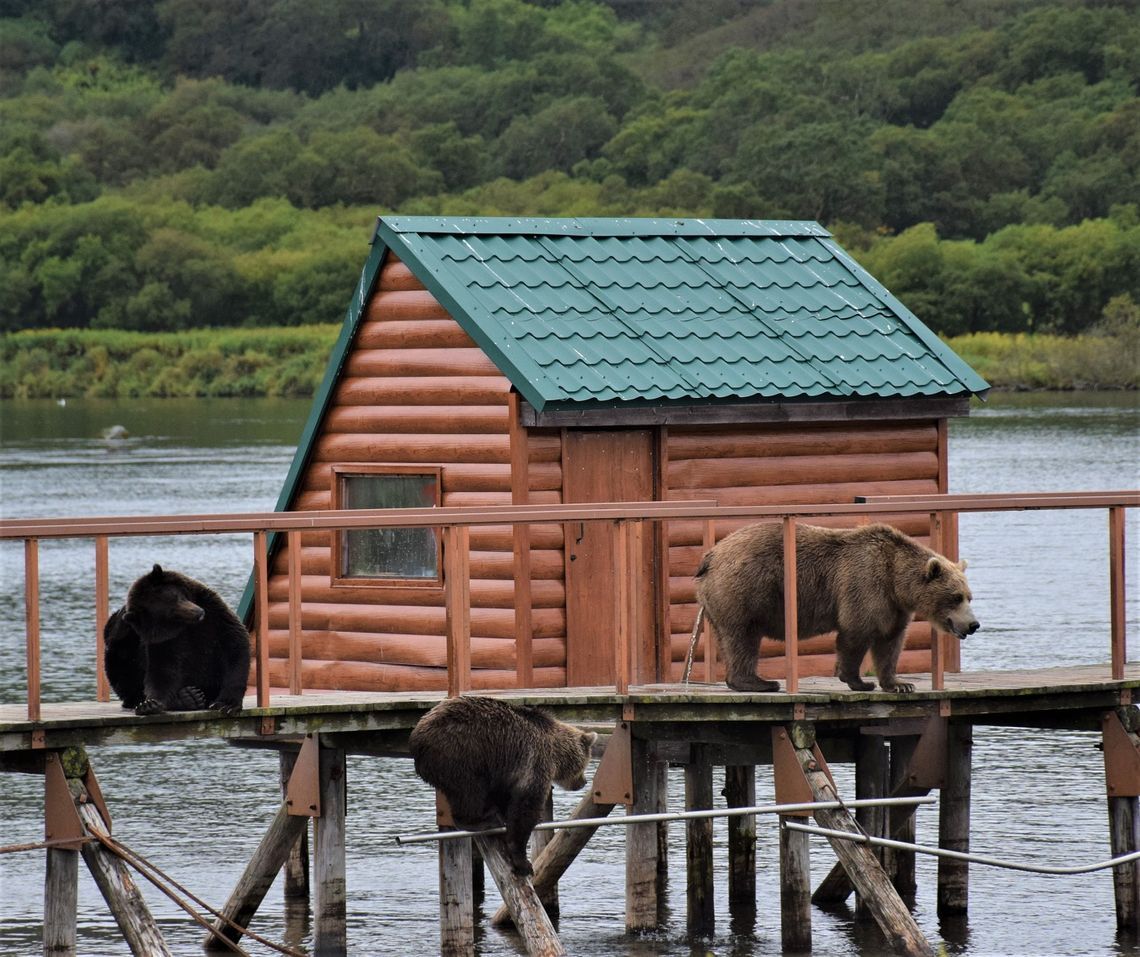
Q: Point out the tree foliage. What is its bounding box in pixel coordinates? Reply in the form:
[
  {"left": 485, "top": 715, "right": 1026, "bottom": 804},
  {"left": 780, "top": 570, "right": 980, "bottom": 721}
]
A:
[{"left": 1, "top": 0, "right": 1137, "bottom": 336}]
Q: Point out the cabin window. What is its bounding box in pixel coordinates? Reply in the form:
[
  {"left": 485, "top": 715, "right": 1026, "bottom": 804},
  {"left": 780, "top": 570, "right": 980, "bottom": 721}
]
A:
[{"left": 331, "top": 465, "right": 442, "bottom": 586}]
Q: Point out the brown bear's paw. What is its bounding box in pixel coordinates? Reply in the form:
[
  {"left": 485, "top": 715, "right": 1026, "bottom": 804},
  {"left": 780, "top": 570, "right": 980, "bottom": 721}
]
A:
[
  {"left": 509, "top": 855, "right": 534, "bottom": 878},
  {"left": 209, "top": 700, "right": 243, "bottom": 717},
  {"left": 168, "top": 686, "right": 208, "bottom": 710},
  {"left": 134, "top": 697, "right": 166, "bottom": 716},
  {"left": 840, "top": 675, "right": 876, "bottom": 692},
  {"left": 726, "top": 675, "right": 781, "bottom": 693},
  {"left": 880, "top": 680, "right": 916, "bottom": 694}
]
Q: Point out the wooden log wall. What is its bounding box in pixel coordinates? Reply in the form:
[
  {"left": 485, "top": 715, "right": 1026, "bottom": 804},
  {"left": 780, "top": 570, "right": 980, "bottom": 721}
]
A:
[
  {"left": 663, "top": 421, "right": 944, "bottom": 682},
  {"left": 266, "top": 255, "right": 567, "bottom": 692}
]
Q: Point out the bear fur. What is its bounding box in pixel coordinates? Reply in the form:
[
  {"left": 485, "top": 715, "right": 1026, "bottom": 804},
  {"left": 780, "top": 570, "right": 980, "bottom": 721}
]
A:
[
  {"left": 408, "top": 696, "right": 598, "bottom": 875},
  {"left": 104, "top": 564, "right": 251, "bottom": 716},
  {"left": 694, "top": 522, "right": 979, "bottom": 694}
]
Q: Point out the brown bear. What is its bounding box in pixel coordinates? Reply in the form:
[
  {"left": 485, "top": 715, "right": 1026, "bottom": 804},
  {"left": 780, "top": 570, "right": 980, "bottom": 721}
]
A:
[
  {"left": 694, "top": 522, "right": 979, "bottom": 694},
  {"left": 408, "top": 696, "right": 597, "bottom": 876},
  {"left": 104, "top": 564, "right": 251, "bottom": 716}
]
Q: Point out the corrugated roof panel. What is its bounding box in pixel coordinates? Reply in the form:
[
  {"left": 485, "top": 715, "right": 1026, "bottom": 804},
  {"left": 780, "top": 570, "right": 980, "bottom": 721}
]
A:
[{"left": 375, "top": 216, "right": 988, "bottom": 410}]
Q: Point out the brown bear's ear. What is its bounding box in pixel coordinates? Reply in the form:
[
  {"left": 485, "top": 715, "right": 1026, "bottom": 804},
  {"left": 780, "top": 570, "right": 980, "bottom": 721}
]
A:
[
  {"left": 957, "top": 558, "right": 969, "bottom": 572},
  {"left": 149, "top": 563, "right": 163, "bottom": 578},
  {"left": 583, "top": 731, "right": 599, "bottom": 748},
  {"left": 924, "top": 557, "right": 943, "bottom": 581}
]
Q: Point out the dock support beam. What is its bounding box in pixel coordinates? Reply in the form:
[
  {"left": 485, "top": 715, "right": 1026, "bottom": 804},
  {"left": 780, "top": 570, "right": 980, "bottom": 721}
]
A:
[
  {"left": 855, "top": 734, "right": 890, "bottom": 920},
  {"left": 685, "top": 745, "right": 715, "bottom": 938},
  {"left": 44, "top": 843, "right": 78, "bottom": 954},
  {"left": 1104, "top": 708, "right": 1140, "bottom": 933},
  {"left": 625, "top": 736, "right": 661, "bottom": 932},
  {"left": 779, "top": 813, "right": 812, "bottom": 953},
  {"left": 937, "top": 724, "right": 972, "bottom": 916},
  {"left": 475, "top": 835, "right": 565, "bottom": 957},
  {"left": 887, "top": 736, "right": 919, "bottom": 904},
  {"left": 725, "top": 765, "right": 757, "bottom": 925},
  {"left": 314, "top": 745, "right": 347, "bottom": 956},
  {"left": 439, "top": 835, "right": 475, "bottom": 957},
  {"left": 789, "top": 724, "right": 935, "bottom": 957}
]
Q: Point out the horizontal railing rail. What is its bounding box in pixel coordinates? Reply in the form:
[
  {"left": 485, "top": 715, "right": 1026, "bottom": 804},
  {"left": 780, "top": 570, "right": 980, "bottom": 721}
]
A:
[{"left": 2, "top": 491, "right": 1136, "bottom": 725}]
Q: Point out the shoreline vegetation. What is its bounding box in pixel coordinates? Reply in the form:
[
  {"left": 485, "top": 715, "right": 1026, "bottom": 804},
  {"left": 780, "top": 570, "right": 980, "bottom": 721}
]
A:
[{"left": 2, "top": 323, "right": 1137, "bottom": 399}]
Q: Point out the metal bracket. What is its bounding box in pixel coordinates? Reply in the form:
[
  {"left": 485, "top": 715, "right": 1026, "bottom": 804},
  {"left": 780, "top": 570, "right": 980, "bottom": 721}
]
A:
[
  {"left": 1104, "top": 710, "right": 1140, "bottom": 797},
  {"left": 285, "top": 733, "right": 321, "bottom": 817},
  {"left": 592, "top": 721, "right": 634, "bottom": 806},
  {"left": 901, "top": 714, "right": 948, "bottom": 791},
  {"left": 44, "top": 753, "right": 86, "bottom": 850},
  {"left": 772, "top": 726, "right": 833, "bottom": 816}
]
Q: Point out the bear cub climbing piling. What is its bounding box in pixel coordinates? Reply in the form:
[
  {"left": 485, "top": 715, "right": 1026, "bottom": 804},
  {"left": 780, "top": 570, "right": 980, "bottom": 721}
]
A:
[
  {"left": 695, "top": 522, "right": 979, "bottom": 694},
  {"left": 104, "top": 563, "right": 251, "bottom": 716},
  {"left": 409, "top": 696, "right": 597, "bottom": 876}
]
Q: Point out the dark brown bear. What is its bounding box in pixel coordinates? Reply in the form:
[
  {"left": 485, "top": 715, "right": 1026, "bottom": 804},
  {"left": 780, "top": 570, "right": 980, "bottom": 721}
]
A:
[
  {"left": 409, "top": 696, "right": 597, "bottom": 875},
  {"left": 104, "top": 564, "right": 251, "bottom": 716},
  {"left": 695, "top": 522, "right": 979, "bottom": 694}
]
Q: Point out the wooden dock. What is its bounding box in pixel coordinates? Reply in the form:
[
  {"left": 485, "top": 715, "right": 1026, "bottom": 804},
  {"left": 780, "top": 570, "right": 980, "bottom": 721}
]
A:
[{"left": 4, "top": 664, "right": 1139, "bottom": 956}]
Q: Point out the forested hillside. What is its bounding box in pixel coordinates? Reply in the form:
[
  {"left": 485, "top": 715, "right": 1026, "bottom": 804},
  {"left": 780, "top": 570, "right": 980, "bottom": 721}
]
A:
[{"left": 2, "top": 0, "right": 1137, "bottom": 338}]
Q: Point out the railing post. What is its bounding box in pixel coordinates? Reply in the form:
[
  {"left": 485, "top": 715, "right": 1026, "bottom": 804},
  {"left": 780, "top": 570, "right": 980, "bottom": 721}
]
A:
[
  {"left": 613, "top": 520, "right": 633, "bottom": 695},
  {"left": 94, "top": 535, "right": 110, "bottom": 702},
  {"left": 445, "top": 525, "right": 472, "bottom": 697},
  {"left": 25, "top": 538, "right": 41, "bottom": 722},
  {"left": 702, "top": 520, "right": 717, "bottom": 684},
  {"left": 782, "top": 517, "right": 799, "bottom": 694},
  {"left": 253, "top": 530, "right": 271, "bottom": 709},
  {"left": 929, "top": 512, "right": 945, "bottom": 691},
  {"left": 287, "top": 529, "right": 303, "bottom": 695},
  {"left": 1110, "top": 506, "right": 1127, "bottom": 681}
]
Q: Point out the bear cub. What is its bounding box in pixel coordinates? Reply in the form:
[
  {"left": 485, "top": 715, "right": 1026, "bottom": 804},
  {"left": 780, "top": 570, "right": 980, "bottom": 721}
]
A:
[
  {"left": 104, "top": 563, "right": 251, "bottom": 716},
  {"left": 409, "top": 696, "right": 597, "bottom": 876},
  {"left": 695, "top": 522, "right": 979, "bottom": 694}
]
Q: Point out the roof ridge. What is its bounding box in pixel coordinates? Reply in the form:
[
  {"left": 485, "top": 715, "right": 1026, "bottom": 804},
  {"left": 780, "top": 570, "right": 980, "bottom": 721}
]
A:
[{"left": 379, "top": 216, "right": 832, "bottom": 239}]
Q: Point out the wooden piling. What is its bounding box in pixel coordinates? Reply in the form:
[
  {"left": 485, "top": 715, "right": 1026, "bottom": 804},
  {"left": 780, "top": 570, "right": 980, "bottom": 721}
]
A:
[
  {"left": 439, "top": 835, "right": 475, "bottom": 957},
  {"left": 685, "top": 746, "right": 715, "bottom": 937},
  {"left": 855, "top": 733, "right": 890, "bottom": 920},
  {"left": 44, "top": 845, "right": 78, "bottom": 954},
  {"left": 492, "top": 790, "right": 616, "bottom": 927},
  {"left": 938, "top": 723, "right": 972, "bottom": 916},
  {"left": 475, "top": 835, "right": 565, "bottom": 957},
  {"left": 77, "top": 802, "right": 173, "bottom": 957},
  {"left": 887, "top": 736, "right": 919, "bottom": 903},
  {"left": 532, "top": 789, "right": 558, "bottom": 919},
  {"left": 779, "top": 815, "right": 812, "bottom": 953},
  {"left": 314, "top": 746, "right": 347, "bottom": 956},
  {"left": 204, "top": 802, "right": 310, "bottom": 950},
  {"left": 1103, "top": 707, "right": 1140, "bottom": 932},
  {"left": 791, "top": 725, "right": 935, "bottom": 957},
  {"left": 625, "top": 737, "right": 661, "bottom": 932},
  {"left": 279, "top": 751, "right": 311, "bottom": 909},
  {"left": 724, "top": 765, "right": 757, "bottom": 920}
]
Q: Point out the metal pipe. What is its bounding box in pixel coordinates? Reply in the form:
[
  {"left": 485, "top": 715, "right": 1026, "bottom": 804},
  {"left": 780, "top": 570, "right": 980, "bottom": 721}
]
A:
[
  {"left": 784, "top": 820, "right": 1140, "bottom": 875},
  {"left": 393, "top": 796, "right": 937, "bottom": 845}
]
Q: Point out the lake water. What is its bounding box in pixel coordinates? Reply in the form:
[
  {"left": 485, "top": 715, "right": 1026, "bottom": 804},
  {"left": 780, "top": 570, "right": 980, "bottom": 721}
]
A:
[{"left": 1, "top": 393, "right": 1138, "bottom": 957}]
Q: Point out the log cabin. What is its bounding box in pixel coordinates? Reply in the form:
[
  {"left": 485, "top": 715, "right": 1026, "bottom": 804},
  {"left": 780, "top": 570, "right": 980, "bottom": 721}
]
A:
[{"left": 253, "top": 216, "right": 989, "bottom": 694}]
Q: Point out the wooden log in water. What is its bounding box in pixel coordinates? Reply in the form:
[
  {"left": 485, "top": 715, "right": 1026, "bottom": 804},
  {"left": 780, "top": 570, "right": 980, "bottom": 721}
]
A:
[
  {"left": 474, "top": 835, "right": 565, "bottom": 957},
  {"left": 791, "top": 727, "right": 935, "bottom": 957},
  {"left": 77, "top": 802, "right": 174, "bottom": 957},
  {"left": 491, "top": 791, "right": 617, "bottom": 928},
  {"left": 203, "top": 801, "right": 310, "bottom": 950}
]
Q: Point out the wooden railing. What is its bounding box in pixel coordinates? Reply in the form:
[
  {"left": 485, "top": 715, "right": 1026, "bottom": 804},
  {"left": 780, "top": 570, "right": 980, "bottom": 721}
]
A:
[{"left": 2, "top": 492, "right": 1136, "bottom": 722}]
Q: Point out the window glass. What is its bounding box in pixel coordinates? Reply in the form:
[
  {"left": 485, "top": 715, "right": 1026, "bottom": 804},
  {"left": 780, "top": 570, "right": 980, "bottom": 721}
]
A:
[{"left": 341, "top": 473, "right": 438, "bottom": 580}]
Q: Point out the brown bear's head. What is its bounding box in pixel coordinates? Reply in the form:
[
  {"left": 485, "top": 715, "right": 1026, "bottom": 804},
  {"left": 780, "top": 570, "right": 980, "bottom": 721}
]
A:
[
  {"left": 553, "top": 728, "right": 598, "bottom": 791},
  {"left": 122, "top": 563, "right": 206, "bottom": 643},
  {"left": 920, "top": 557, "right": 979, "bottom": 640}
]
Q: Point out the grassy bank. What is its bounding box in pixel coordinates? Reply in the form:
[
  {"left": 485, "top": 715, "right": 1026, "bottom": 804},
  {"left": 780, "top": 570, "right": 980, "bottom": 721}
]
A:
[{"left": 2, "top": 325, "right": 1136, "bottom": 400}]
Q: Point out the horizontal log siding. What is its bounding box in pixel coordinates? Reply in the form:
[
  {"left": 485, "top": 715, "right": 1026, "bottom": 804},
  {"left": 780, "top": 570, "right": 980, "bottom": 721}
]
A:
[
  {"left": 665, "top": 421, "right": 942, "bottom": 682},
  {"left": 265, "top": 255, "right": 567, "bottom": 692}
]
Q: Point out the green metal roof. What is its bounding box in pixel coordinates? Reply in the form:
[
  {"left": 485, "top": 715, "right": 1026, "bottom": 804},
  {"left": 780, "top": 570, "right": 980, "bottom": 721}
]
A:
[{"left": 375, "top": 216, "right": 989, "bottom": 412}]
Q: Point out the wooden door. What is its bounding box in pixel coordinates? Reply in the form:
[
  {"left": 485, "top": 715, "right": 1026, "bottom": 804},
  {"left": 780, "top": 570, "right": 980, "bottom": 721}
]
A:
[{"left": 562, "top": 430, "right": 657, "bottom": 686}]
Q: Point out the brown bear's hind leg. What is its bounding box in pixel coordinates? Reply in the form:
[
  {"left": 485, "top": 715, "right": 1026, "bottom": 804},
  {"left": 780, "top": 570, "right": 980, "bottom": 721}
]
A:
[
  {"left": 835, "top": 633, "right": 875, "bottom": 691},
  {"left": 722, "top": 634, "right": 780, "bottom": 693},
  {"left": 503, "top": 787, "right": 548, "bottom": 876}
]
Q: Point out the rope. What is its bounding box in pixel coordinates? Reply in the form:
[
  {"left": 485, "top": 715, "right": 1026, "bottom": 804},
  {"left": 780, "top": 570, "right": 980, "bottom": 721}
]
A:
[
  {"left": 784, "top": 820, "right": 1140, "bottom": 875},
  {"left": 88, "top": 828, "right": 306, "bottom": 957},
  {"left": 0, "top": 837, "right": 96, "bottom": 854},
  {"left": 682, "top": 605, "right": 706, "bottom": 684}
]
